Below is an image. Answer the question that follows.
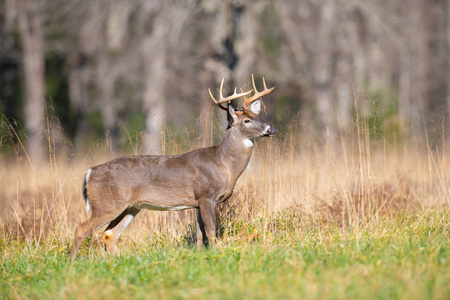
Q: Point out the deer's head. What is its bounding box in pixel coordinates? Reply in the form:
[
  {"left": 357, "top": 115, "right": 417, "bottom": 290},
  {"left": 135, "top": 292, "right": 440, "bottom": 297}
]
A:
[{"left": 209, "top": 75, "right": 277, "bottom": 141}]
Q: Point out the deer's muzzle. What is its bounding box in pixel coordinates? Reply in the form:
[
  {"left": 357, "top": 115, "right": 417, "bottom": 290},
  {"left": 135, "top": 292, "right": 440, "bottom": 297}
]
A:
[{"left": 263, "top": 126, "right": 276, "bottom": 137}]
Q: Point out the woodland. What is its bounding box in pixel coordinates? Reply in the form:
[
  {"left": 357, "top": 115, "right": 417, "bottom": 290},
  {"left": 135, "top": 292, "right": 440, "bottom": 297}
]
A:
[{"left": 2, "top": 0, "right": 450, "bottom": 161}]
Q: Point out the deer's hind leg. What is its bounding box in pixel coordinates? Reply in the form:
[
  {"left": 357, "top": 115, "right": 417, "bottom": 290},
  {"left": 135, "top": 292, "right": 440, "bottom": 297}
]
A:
[
  {"left": 69, "top": 212, "right": 119, "bottom": 260},
  {"left": 102, "top": 206, "right": 140, "bottom": 255}
]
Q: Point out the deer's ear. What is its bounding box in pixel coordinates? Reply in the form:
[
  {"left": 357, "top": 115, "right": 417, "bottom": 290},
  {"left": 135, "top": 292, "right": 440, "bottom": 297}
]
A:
[
  {"left": 250, "top": 100, "right": 261, "bottom": 115},
  {"left": 227, "top": 104, "right": 238, "bottom": 125}
]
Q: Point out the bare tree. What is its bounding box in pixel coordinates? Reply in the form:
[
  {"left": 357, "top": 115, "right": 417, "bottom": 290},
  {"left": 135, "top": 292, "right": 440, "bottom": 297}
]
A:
[
  {"left": 311, "top": 0, "right": 338, "bottom": 144},
  {"left": 396, "top": 0, "right": 425, "bottom": 137},
  {"left": 232, "top": 1, "right": 258, "bottom": 85},
  {"left": 140, "top": 2, "right": 168, "bottom": 155},
  {"left": 16, "top": 0, "right": 46, "bottom": 164},
  {"left": 445, "top": 0, "right": 450, "bottom": 127},
  {"left": 68, "top": 53, "right": 90, "bottom": 151},
  {"left": 334, "top": 4, "right": 355, "bottom": 131}
]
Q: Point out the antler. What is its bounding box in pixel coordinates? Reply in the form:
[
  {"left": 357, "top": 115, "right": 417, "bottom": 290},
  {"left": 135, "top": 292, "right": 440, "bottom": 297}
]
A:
[
  {"left": 242, "top": 74, "right": 277, "bottom": 111},
  {"left": 209, "top": 78, "right": 252, "bottom": 111}
]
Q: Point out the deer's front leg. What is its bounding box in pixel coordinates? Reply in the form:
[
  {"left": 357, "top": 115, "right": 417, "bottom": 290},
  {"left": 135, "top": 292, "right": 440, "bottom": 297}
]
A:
[{"left": 198, "top": 200, "right": 216, "bottom": 248}]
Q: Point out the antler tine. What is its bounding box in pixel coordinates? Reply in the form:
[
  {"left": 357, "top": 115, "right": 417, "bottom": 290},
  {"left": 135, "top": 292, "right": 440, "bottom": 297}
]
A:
[
  {"left": 243, "top": 74, "right": 277, "bottom": 110},
  {"left": 252, "top": 74, "right": 258, "bottom": 92},
  {"left": 209, "top": 78, "right": 252, "bottom": 110}
]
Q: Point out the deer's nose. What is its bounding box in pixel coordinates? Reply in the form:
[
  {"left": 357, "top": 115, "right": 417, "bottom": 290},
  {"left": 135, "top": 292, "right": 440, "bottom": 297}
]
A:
[
  {"left": 268, "top": 126, "right": 276, "bottom": 135},
  {"left": 263, "top": 125, "right": 276, "bottom": 136}
]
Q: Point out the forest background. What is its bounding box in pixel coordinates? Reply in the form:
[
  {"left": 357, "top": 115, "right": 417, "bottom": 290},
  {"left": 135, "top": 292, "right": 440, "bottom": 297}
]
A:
[{"left": 2, "top": 0, "right": 450, "bottom": 160}]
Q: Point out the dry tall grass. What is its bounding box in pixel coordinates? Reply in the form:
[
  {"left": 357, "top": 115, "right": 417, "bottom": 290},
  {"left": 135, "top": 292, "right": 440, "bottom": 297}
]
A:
[{"left": 1, "top": 114, "right": 449, "bottom": 253}]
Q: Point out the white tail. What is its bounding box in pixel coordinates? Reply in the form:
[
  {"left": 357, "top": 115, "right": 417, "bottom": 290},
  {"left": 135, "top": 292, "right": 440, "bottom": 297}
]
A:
[{"left": 83, "top": 169, "right": 92, "bottom": 213}]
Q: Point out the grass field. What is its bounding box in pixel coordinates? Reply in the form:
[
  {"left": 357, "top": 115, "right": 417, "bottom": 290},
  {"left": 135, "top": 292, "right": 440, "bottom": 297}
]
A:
[
  {"left": 1, "top": 213, "right": 449, "bottom": 299},
  {"left": 1, "top": 117, "right": 450, "bottom": 299}
]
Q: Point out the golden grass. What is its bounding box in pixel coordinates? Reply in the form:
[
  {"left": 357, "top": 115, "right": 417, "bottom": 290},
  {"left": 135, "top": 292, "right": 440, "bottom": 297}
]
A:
[{"left": 1, "top": 120, "right": 449, "bottom": 254}]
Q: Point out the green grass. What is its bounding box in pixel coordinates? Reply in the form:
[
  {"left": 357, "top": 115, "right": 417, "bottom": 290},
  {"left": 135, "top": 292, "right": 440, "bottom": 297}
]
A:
[{"left": 1, "top": 212, "right": 449, "bottom": 299}]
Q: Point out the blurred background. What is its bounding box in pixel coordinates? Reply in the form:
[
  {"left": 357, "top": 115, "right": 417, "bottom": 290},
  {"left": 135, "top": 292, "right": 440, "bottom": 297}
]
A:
[{"left": 1, "top": 0, "right": 450, "bottom": 163}]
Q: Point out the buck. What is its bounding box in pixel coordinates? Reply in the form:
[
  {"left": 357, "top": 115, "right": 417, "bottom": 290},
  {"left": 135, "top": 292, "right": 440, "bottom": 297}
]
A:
[{"left": 69, "top": 75, "right": 276, "bottom": 259}]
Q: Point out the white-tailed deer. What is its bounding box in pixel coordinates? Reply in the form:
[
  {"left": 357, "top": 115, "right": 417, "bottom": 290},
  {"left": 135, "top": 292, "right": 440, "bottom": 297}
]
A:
[{"left": 69, "top": 75, "right": 276, "bottom": 259}]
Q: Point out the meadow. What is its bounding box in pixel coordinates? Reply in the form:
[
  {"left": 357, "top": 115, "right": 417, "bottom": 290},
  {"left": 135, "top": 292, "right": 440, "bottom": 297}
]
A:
[{"left": 1, "top": 115, "right": 449, "bottom": 299}]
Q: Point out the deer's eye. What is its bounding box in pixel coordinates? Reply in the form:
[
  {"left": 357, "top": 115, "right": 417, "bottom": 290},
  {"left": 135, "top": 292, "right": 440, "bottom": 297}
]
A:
[{"left": 244, "top": 119, "right": 251, "bottom": 124}]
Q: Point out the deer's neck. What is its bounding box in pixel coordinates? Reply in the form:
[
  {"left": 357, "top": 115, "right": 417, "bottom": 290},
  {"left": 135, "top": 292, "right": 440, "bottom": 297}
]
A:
[{"left": 218, "top": 128, "right": 254, "bottom": 180}]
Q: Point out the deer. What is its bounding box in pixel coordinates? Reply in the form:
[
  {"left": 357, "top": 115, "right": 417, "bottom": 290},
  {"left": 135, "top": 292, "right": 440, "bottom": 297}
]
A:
[{"left": 68, "top": 75, "right": 277, "bottom": 259}]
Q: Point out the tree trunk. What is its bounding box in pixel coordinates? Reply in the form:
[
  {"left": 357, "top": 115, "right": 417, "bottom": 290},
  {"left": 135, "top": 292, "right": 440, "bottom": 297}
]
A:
[
  {"left": 398, "top": 0, "right": 424, "bottom": 138},
  {"left": 199, "top": 70, "right": 214, "bottom": 148},
  {"left": 446, "top": 0, "right": 450, "bottom": 124},
  {"left": 68, "top": 53, "right": 89, "bottom": 151},
  {"left": 335, "top": 19, "right": 354, "bottom": 131},
  {"left": 97, "top": 51, "right": 118, "bottom": 153},
  {"left": 233, "top": 3, "right": 257, "bottom": 84},
  {"left": 312, "top": 0, "right": 337, "bottom": 146},
  {"left": 16, "top": 0, "right": 46, "bottom": 164},
  {"left": 141, "top": 2, "right": 168, "bottom": 155}
]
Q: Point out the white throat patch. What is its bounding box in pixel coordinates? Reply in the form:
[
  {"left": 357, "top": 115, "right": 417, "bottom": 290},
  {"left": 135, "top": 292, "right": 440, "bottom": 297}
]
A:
[{"left": 243, "top": 139, "right": 253, "bottom": 148}]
